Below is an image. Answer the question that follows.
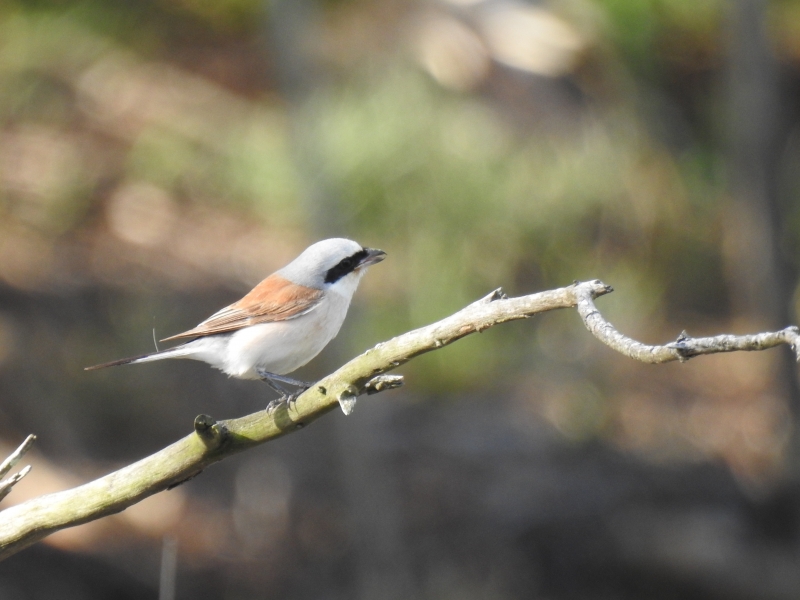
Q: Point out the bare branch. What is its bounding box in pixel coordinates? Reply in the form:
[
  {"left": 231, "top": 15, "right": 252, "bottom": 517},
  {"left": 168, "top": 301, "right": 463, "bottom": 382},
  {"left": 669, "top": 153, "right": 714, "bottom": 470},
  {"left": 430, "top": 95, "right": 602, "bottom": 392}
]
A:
[
  {"left": 0, "top": 435, "right": 36, "bottom": 480},
  {"left": 0, "top": 435, "right": 36, "bottom": 504},
  {"left": 574, "top": 284, "right": 800, "bottom": 363},
  {"left": 0, "top": 466, "right": 32, "bottom": 505},
  {"left": 0, "top": 279, "right": 796, "bottom": 560}
]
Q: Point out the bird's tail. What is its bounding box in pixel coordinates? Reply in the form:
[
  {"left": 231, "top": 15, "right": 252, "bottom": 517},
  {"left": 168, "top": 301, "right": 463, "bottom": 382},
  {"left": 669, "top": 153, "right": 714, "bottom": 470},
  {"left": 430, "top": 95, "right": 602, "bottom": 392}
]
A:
[{"left": 84, "top": 345, "right": 194, "bottom": 371}]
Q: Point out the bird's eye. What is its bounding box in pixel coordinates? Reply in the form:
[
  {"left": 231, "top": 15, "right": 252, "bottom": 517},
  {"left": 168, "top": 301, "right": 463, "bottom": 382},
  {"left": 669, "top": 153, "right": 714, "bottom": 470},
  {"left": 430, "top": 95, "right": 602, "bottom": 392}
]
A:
[{"left": 324, "top": 249, "right": 369, "bottom": 284}]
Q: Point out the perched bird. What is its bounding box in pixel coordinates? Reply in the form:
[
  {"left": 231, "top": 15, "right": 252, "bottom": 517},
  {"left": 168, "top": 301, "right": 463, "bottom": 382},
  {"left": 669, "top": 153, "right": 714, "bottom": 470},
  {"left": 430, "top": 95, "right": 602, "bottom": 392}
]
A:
[{"left": 86, "top": 238, "right": 386, "bottom": 402}]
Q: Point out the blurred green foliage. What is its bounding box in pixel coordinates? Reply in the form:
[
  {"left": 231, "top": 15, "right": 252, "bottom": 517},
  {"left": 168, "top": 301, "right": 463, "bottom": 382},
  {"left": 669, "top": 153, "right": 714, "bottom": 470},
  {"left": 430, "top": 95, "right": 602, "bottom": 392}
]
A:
[
  {"left": 0, "top": 0, "right": 796, "bottom": 417},
  {"left": 1, "top": 7, "right": 799, "bottom": 597}
]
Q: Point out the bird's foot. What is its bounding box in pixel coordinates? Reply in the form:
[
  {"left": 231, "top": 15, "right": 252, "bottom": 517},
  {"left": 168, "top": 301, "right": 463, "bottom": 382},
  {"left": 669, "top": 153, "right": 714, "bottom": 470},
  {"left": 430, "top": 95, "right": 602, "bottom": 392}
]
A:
[
  {"left": 265, "top": 390, "right": 308, "bottom": 414},
  {"left": 265, "top": 394, "right": 287, "bottom": 414},
  {"left": 258, "top": 369, "right": 313, "bottom": 413}
]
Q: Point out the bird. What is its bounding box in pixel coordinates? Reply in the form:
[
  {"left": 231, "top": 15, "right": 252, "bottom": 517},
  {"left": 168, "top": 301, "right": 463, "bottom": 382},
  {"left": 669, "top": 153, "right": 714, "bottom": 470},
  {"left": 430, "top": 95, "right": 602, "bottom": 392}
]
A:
[{"left": 86, "top": 238, "right": 386, "bottom": 404}]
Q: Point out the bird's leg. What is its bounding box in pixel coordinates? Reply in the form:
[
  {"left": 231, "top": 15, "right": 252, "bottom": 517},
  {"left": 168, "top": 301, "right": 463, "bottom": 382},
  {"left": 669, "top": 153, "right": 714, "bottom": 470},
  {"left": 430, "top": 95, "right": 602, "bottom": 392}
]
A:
[
  {"left": 261, "top": 377, "right": 291, "bottom": 413},
  {"left": 257, "top": 369, "right": 314, "bottom": 412},
  {"left": 261, "top": 372, "right": 314, "bottom": 389}
]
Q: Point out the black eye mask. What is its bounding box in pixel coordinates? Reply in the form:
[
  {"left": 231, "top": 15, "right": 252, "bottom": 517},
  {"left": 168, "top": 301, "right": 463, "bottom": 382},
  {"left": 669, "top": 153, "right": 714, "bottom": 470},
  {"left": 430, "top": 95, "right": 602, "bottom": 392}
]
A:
[{"left": 324, "top": 249, "right": 369, "bottom": 284}]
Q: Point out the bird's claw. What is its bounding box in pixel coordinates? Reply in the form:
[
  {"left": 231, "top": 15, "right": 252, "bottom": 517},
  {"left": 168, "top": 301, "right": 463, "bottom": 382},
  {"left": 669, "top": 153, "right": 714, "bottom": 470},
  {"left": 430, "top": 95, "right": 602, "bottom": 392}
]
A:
[
  {"left": 264, "top": 386, "right": 310, "bottom": 414},
  {"left": 258, "top": 368, "right": 314, "bottom": 412},
  {"left": 265, "top": 396, "right": 284, "bottom": 414}
]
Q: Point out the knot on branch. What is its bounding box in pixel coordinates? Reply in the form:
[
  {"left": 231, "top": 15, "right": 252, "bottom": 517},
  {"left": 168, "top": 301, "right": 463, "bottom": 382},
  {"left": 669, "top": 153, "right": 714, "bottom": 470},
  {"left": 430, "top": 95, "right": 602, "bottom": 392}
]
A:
[
  {"left": 364, "top": 374, "right": 404, "bottom": 395},
  {"left": 468, "top": 288, "right": 508, "bottom": 310},
  {"left": 572, "top": 279, "right": 614, "bottom": 296},
  {"left": 484, "top": 288, "right": 508, "bottom": 302},
  {"left": 194, "top": 414, "right": 229, "bottom": 449},
  {"left": 668, "top": 330, "right": 694, "bottom": 362},
  {"left": 329, "top": 375, "right": 405, "bottom": 416},
  {"left": 337, "top": 386, "right": 358, "bottom": 416},
  {"left": 784, "top": 326, "right": 800, "bottom": 362}
]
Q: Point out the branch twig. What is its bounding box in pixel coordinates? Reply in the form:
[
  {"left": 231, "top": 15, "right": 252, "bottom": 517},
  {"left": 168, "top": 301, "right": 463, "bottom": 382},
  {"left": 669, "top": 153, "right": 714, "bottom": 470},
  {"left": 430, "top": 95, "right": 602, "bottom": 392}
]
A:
[
  {"left": 0, "top": 435, "right": 36, "bottom": 504},
  {"left": 0, "top": 280, "right": 796, "bottom": 560}
]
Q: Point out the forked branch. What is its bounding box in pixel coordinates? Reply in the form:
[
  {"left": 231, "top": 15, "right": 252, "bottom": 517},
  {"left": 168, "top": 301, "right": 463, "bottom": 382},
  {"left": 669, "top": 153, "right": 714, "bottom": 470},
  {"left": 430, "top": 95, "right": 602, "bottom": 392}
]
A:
[
  {"left": 0, "top": 435, "right": 36, "bottom": 504},
  {"left": 0, "top": 280, "right": 797, "bottom": 560}
]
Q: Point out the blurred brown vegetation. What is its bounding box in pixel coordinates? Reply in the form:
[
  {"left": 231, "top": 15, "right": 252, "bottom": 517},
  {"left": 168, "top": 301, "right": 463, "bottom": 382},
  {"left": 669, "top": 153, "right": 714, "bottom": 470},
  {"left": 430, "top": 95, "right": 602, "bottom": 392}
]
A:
[{"left": 1, "top": 0, "right": 800, "bottom": 598}]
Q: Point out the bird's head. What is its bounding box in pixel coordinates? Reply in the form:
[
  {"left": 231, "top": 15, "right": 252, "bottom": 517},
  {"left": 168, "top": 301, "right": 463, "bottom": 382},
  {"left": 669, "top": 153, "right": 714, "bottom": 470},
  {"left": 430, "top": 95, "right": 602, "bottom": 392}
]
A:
[{"left": 278, "top": 238, "right": 386, "bottom": 293}]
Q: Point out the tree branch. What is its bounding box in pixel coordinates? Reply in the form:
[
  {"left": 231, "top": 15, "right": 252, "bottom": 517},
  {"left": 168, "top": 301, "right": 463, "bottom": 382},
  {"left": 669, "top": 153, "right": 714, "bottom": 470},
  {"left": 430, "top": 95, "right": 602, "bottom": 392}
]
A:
[
  {"left": 0, "top": 280, "right": 796, "bottom": 560},
  {"left": 574, "top": 284, "right": 800, "bottom": 363}
]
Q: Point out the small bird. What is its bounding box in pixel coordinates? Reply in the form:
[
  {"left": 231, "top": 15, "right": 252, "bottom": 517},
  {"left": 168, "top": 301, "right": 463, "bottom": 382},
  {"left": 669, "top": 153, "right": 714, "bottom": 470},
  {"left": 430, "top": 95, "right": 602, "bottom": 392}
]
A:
[{"left": 86, "top": 238, "right": 386, "bottom": 402}]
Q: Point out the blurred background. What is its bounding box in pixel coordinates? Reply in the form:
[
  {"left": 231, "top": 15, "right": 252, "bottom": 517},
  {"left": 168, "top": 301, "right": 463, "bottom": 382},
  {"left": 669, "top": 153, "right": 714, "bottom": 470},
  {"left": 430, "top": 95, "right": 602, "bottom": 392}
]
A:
[{"left": 1, "top": 0, "right": 800, "bottom": 597}]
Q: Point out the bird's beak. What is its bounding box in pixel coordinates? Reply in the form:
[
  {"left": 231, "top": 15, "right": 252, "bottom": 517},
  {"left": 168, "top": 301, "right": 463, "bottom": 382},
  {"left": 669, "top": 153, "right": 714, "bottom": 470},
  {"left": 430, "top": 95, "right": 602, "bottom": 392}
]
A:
[{"left": 359, "top": 248, "right": 387, "bottom": 267}]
